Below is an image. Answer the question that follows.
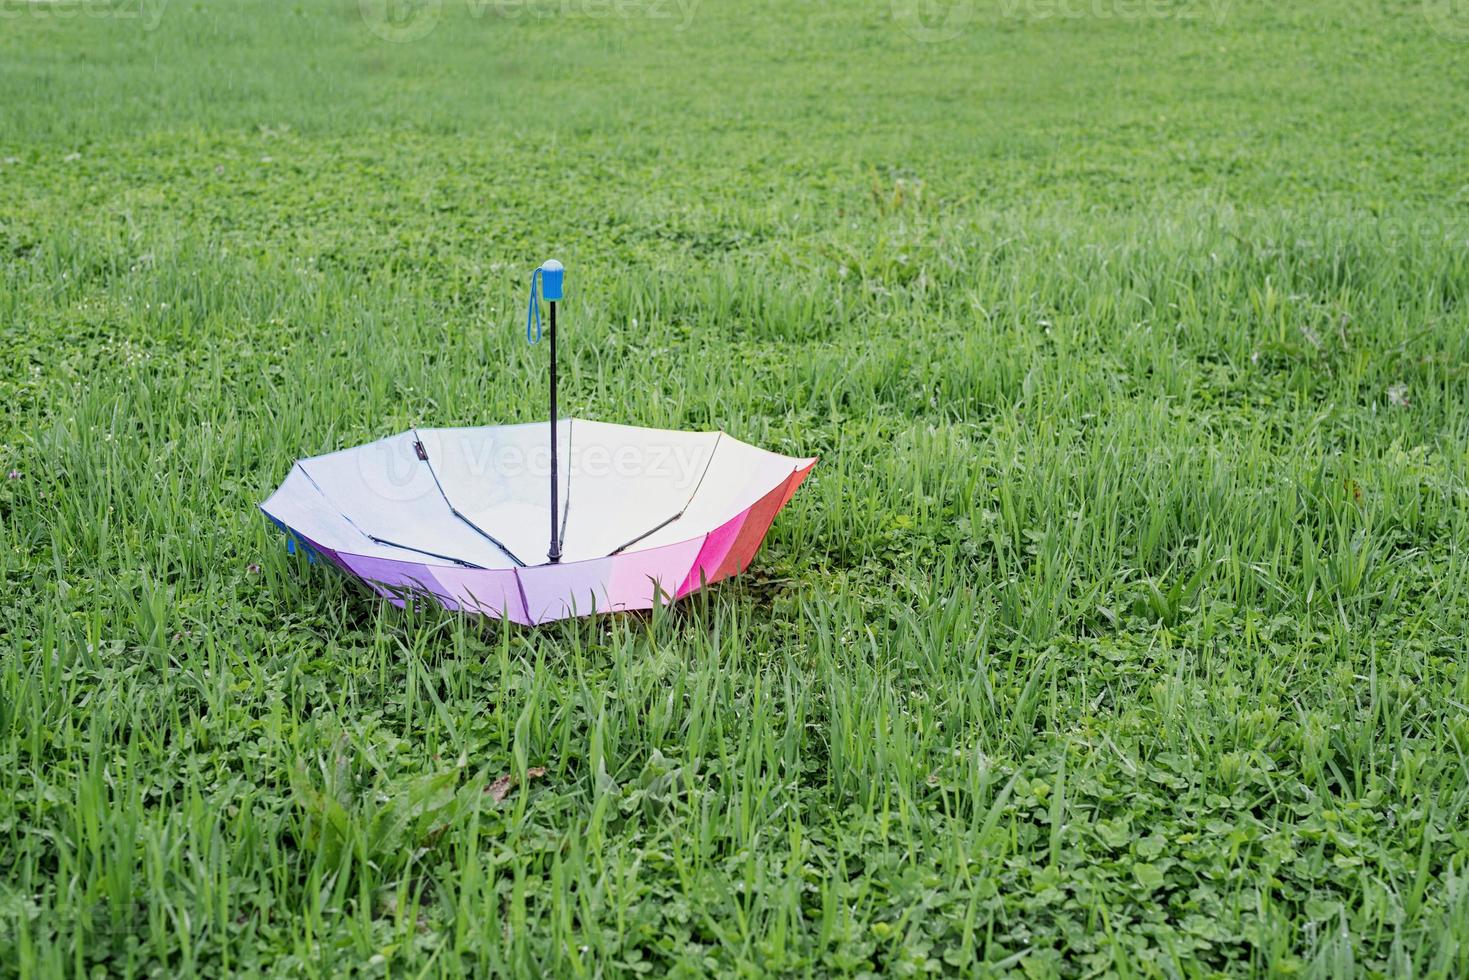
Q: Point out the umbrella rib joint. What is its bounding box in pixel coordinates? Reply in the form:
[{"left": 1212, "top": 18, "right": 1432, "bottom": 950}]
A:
[
  {"left": 605, "top": 432, "right": 724, "bottom": 556},
  {"left": 296, "top": 461, "right": 490, "bottom": 569},
  {"left": 411, "top": 429, "right": 528, "bottom": 567}
]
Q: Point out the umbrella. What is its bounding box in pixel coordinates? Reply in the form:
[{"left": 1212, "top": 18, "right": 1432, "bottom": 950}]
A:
[{"left": 260, "top": 261, "right": 816, "bottom": 624}]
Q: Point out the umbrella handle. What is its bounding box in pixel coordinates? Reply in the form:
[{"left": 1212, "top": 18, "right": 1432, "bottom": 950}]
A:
[
  {"left": 525, "top": 261, "right": 565, "bottom": 344},
  {"left": 527, "top": 260, "right": 566, "bottom": 562}
]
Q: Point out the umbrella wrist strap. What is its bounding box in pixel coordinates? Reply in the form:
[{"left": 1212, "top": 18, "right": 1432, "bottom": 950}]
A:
[{"left": 526, "top": 268, "right": 543, "bottom": 344}]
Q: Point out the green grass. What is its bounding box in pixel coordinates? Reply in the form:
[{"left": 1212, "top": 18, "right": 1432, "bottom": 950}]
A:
[{"left": 3, "top": 0, "right": 1469, "bottom": 975}]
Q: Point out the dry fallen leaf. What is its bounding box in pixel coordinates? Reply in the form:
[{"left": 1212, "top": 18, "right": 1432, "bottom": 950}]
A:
[{"left": 486, "top": 767, "right": 548, "bottom": 804}]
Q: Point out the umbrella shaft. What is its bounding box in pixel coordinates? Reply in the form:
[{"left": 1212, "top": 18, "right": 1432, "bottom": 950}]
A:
[{"left": 548, "top": 301, "right": 562, "bottom": 562}]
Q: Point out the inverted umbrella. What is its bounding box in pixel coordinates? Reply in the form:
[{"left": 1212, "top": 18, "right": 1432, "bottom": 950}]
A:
[{"left": 261, "top": 261, "right": 816, "bottom": 624}]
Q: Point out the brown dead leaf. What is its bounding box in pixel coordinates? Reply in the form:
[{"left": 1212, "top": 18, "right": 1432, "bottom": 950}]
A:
[
  {"left": 486, "top": 767, "right": 548, "bottom": 805},
  {"left": 486, "top": 774, "right": 513, "bottom": 803}
]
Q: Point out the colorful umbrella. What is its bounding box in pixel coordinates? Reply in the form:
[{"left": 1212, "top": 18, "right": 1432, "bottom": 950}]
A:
[{"left": 261, "top": 261, "right": 816, "bottom": 624}]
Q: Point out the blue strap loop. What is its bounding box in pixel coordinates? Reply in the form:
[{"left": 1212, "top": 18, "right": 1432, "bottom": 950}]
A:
[{"left": 526, "top": 267, "right": 543, "bottom": 345}]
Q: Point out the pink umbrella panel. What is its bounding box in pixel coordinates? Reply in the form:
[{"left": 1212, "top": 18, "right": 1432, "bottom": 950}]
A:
[{"left": 260, "top": 419, "right": 816, "bottom": 624}]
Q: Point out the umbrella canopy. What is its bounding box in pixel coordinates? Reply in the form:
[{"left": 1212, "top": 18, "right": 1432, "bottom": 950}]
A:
[{"left": 261, "top": 419, "right": 816, "bottom": 624}]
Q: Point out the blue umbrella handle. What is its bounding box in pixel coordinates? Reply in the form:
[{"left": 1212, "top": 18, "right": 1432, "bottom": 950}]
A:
[{"left": 525, "top": 260, "right": 565, "bottom": 344}]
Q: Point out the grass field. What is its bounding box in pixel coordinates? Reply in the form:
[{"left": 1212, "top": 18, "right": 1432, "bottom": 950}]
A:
[{"left": 3, "top": 0, "right": 1469, "bottom": 975}]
